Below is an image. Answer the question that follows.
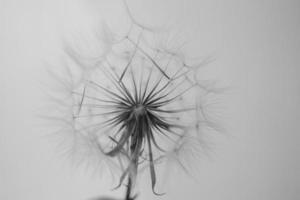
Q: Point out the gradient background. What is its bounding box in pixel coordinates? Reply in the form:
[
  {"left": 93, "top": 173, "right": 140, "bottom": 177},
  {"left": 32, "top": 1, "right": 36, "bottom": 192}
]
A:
[{"left": 1, "top": 0, "right": 299, "bottom": 199}]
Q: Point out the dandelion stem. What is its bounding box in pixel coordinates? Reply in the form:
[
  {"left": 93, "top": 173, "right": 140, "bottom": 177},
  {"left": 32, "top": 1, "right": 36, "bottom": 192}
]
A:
[
  {"left": 125, "top": 177, "right": 133, "bottom": 200},
  {"left": 124, "top": 128, "right": 139, "bottom": 200}
]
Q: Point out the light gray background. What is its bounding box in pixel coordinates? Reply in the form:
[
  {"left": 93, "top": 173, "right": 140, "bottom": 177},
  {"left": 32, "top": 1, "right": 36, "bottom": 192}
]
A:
[{"left": 1, "top": 0, "right": 299, "bottom": 199}]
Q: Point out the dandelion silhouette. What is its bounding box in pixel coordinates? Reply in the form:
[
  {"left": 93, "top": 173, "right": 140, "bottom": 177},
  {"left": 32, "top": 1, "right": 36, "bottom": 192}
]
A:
[{"left": 53, "top": 2, "right": 221, "bottom": 200}]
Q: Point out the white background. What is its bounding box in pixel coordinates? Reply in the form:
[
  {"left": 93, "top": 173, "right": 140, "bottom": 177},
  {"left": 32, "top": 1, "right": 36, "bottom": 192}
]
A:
[{"left": 1, "top": 0, "right": 299, "bottom": 199}]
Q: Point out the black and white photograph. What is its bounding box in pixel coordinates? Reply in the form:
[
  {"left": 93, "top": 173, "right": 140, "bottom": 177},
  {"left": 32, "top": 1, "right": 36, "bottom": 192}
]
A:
[{"left": 1, "top": 0, "right": 299, "bottom": 199}]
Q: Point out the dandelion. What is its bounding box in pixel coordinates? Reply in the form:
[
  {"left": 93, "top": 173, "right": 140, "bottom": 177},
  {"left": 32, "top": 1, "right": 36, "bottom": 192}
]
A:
[{"left": 50, "top": 5, "right": 221, "bottom": 200}]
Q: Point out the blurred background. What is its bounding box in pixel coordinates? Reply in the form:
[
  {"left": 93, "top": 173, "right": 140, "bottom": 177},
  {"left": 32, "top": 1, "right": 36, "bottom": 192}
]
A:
[{"left": 1, "top": 0, "right": 299, "bottom": 199}]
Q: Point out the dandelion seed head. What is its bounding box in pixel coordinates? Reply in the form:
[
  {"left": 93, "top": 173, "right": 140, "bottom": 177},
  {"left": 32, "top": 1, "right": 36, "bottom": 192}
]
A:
[{"left": 51, "top": 13, "right": 222, "bottom": 196}]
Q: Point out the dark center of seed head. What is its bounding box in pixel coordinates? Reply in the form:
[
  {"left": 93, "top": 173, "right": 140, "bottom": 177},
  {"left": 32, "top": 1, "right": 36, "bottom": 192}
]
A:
[{"left": 133, "top": 104, "right": 146, "bottom": 118}]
